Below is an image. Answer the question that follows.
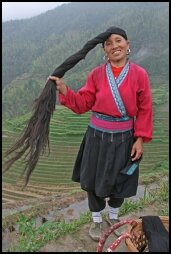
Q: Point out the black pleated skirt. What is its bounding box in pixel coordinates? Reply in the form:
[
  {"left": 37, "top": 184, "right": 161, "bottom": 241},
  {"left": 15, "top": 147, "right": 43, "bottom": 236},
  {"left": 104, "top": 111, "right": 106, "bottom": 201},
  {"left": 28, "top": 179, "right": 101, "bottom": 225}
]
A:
[{"left": 72, "top": 126, "right": 139, "bottom": 198}]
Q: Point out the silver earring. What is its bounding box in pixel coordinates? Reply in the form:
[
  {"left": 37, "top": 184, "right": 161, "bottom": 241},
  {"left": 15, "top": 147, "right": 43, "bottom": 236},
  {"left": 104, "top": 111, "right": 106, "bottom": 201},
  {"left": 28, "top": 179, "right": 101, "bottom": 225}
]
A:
[
  {"left": 103, "top": 55, "right": 109, "bottom": 62},
  {"left": 127, "top": 48, "right": 131, "bottom": 55}
]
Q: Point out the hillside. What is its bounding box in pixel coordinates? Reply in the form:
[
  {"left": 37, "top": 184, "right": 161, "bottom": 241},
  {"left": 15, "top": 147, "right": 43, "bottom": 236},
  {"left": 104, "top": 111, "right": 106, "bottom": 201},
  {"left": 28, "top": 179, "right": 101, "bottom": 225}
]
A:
[
  {"left": 2, "top": 175, "right": 168, "bottom": 252},
  {"left": 2, "top": 4, "right": 169, "bottom": 251},
  {"left": 2, "top": 2, "right": 169, "bottom": 119},
  {"left": 2, "top": 1, "right": 169, "bottom": 208},
  {"left": 2, "top": 100, "right": 169, "bottom": 203}
]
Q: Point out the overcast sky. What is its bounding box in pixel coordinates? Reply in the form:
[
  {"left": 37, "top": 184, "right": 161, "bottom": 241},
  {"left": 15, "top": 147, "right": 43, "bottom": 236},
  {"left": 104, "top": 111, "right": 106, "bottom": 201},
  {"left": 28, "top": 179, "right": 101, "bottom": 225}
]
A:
[{"left": 2, "top": 2, "right": 70, "bottom": 22}]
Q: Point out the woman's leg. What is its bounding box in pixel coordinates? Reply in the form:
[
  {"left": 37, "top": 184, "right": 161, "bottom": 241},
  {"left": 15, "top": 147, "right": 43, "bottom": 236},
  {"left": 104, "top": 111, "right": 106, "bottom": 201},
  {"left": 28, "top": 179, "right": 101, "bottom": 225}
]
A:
[
  {"left": 87, "top": 191, "right": 106, "bottom": 241},
  {"left": 108, "top": 196, "right": 124, "bottom": 219},
  {"left": 106, "top": 196, "right": 125, "bottom": 237},
  {"left": 87, "top": 191, "right": 106, "bottom": 222}
]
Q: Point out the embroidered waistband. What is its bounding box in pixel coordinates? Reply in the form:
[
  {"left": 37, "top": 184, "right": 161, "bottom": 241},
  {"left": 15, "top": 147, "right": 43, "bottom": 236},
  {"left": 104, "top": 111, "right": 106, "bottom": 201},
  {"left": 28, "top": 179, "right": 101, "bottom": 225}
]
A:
[{"left": 88, "top": 112, "right": 134, "bottom": 133}]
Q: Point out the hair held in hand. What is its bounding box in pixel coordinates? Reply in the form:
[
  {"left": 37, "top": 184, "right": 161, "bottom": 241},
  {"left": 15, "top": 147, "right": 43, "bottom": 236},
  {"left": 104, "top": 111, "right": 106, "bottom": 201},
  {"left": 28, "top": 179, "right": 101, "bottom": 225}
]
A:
[{"left": 3, "top": 27, "right": 120, "bottom": 187}]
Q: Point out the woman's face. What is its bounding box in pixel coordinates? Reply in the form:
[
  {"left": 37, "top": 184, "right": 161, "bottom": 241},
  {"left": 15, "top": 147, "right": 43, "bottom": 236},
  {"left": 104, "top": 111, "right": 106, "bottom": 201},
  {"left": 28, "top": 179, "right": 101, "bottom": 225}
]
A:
[{"left": 104, "top": 34, "right": 129, "bottom": 65}]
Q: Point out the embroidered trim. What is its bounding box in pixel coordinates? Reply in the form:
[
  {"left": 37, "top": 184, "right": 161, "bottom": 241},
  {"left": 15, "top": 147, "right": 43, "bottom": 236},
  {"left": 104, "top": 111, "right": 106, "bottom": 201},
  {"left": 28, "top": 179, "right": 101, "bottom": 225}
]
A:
[
  {"left": 115, "top": 62, "right": 129, "bottom": 87},
  {"left": 93, "top": 112, "right": 131, "bottom": 122},
  {"left": 106, "top": 62, "right": 129, "bottom": 116},
  {"left": 88, "top": 112, "right": 134, "bottom": 133},
  {"left": 126, "top": 164, "right": 138, "bottom": 175},
  {"left": 88, "top": 123, "right": 133, "bottom": 133}
]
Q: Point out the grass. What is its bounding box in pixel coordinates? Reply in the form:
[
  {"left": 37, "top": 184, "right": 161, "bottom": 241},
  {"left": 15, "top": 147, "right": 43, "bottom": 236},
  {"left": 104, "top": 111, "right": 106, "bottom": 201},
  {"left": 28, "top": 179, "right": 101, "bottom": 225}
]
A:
[
  {"left": 119, "top": 181, "right": 169, "bottom": 216},
  {"left": 7, "top": 212, "right": 92, "bottom": 252},
  {"left": 5, "top": 179, "right": 168, "bottom": 252}
]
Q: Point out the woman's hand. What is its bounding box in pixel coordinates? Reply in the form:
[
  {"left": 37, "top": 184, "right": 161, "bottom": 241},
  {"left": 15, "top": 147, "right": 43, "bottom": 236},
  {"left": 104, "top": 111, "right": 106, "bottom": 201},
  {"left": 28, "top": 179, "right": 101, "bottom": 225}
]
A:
[
  {"left": 131, "top": 137, "right": 143, "bottom": 161},
  {"left": 47, "top": 76, "right": 67, "bottom": 96}
]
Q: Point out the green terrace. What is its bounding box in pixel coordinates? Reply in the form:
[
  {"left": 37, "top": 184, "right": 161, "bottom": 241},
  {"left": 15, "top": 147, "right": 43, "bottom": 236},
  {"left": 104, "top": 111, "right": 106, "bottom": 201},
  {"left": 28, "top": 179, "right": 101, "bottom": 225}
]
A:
[{"left": 2, "top": 98, "right": 169, "bottom": 203}]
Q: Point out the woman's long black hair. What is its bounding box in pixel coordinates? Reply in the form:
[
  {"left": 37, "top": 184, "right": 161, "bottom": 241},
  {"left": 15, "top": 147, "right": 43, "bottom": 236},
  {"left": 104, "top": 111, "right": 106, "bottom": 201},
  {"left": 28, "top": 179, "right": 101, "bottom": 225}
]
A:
[{"left": 3, "top": 27, "right": 126, "bottom": 187}]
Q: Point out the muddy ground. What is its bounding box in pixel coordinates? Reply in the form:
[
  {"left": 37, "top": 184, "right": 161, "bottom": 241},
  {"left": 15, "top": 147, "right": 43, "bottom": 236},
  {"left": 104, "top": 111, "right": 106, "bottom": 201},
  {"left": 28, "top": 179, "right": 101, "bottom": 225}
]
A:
[
  {"left": 39, "top": 205, "right": 161, "bottom": 252},
  {"left": 2, "top": 177, "right": 168, "bottom": 252},
  {"left": 2, "top": 200, "right": 162, "bottom": 252}
]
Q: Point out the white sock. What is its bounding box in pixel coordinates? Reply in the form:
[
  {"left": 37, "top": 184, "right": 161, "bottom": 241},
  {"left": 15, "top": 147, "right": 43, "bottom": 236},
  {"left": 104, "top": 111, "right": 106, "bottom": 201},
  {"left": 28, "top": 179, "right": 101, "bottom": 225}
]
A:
[
  {"left": 92, "top": 211, "right": 102, "bottom": 223},
  {"left": 108, "top": 206, "right": 119, "bottom": 220}
]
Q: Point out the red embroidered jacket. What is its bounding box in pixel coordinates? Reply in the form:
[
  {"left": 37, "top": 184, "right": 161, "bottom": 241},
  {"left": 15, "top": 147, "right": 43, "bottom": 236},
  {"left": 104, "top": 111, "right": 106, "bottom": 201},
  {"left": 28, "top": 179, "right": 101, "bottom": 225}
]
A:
[{"left": 59, "top": 62, "right": 153, "bottom": 142}]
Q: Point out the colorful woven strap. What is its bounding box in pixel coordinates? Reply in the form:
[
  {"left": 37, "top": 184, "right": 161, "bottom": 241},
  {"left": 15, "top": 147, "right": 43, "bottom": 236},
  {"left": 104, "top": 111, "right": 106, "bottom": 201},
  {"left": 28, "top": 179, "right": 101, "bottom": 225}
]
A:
[
  {"left": 89, "top": 112, "right": 133, "bottom": 133},
  {"left": 106, "top": 62, "right": 129, "bottom": 116}
]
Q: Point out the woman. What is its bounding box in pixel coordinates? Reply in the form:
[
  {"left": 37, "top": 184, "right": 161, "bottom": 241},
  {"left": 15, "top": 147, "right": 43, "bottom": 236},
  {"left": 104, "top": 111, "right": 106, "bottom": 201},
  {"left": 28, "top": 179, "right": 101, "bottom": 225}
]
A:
[{"left": 49, "top": 27, "right": 153, "bottom": 241}]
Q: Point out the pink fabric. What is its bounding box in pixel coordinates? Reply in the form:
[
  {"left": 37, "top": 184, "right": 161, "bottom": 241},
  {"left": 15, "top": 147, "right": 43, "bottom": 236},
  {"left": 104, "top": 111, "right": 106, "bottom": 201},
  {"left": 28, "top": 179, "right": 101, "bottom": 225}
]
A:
[
  {"left": 90, "top": 114, "right": 133, "bottom": 131},
  {"left": 59, "top": 62, "right": 153, "bottom": 142}
]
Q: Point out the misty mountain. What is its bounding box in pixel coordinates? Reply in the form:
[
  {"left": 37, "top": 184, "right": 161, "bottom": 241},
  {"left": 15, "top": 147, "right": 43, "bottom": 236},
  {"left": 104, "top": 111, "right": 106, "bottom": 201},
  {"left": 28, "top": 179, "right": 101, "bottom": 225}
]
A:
[{"left": 2, "top": 2, "right": 169, "bottom": 119}]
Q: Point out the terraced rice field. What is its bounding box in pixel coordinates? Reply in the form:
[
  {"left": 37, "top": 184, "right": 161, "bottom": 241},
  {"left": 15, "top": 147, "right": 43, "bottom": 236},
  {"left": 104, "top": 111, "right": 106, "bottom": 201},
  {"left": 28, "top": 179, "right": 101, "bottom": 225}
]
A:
[{"left": 2, "top": 103, "right": 169, "bottom": 204}]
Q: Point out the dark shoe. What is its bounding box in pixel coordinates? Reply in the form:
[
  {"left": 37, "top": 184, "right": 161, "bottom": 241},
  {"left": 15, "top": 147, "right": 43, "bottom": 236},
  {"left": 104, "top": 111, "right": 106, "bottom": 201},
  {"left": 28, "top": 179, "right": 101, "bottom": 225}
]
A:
[
  {"left": 89, "top": 222, "right": 103, "bottom": 241},
  {"left": 105, "top": 216, "right": 126, "bottom": 237}
]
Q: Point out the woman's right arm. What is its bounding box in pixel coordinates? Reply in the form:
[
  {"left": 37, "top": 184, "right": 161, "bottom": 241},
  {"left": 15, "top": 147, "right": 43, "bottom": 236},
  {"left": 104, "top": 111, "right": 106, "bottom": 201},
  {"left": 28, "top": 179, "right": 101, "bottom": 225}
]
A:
[{"left": 49, "top": 72, "right": 96, "bottom": 114}]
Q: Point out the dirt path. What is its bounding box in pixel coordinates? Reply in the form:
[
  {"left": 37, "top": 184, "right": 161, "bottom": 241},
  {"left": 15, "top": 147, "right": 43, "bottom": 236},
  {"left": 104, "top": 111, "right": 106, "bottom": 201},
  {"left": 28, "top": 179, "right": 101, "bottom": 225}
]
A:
[
  {"left": 39, "top": 205, "right": 161, "bottom": 252},
  {"left": 39, "top": 177, "right": 168, "bottom": 252},
  {"left": 2, "top": 178, "right": 168, "bottom": 252}
]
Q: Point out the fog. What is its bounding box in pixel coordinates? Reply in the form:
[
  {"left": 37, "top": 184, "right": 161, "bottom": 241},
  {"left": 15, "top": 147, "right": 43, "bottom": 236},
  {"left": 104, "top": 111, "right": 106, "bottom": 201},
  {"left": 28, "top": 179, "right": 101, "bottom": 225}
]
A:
[{"left": 2, "top": 2, "right": 70, "bottom": 22}]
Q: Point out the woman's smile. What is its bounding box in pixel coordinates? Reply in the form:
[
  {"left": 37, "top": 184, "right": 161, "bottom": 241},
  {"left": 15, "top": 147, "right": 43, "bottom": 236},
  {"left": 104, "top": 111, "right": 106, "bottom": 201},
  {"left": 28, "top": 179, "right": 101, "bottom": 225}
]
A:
[{"left": 112, "top": 50, "right": 121, "bottom": 56}]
